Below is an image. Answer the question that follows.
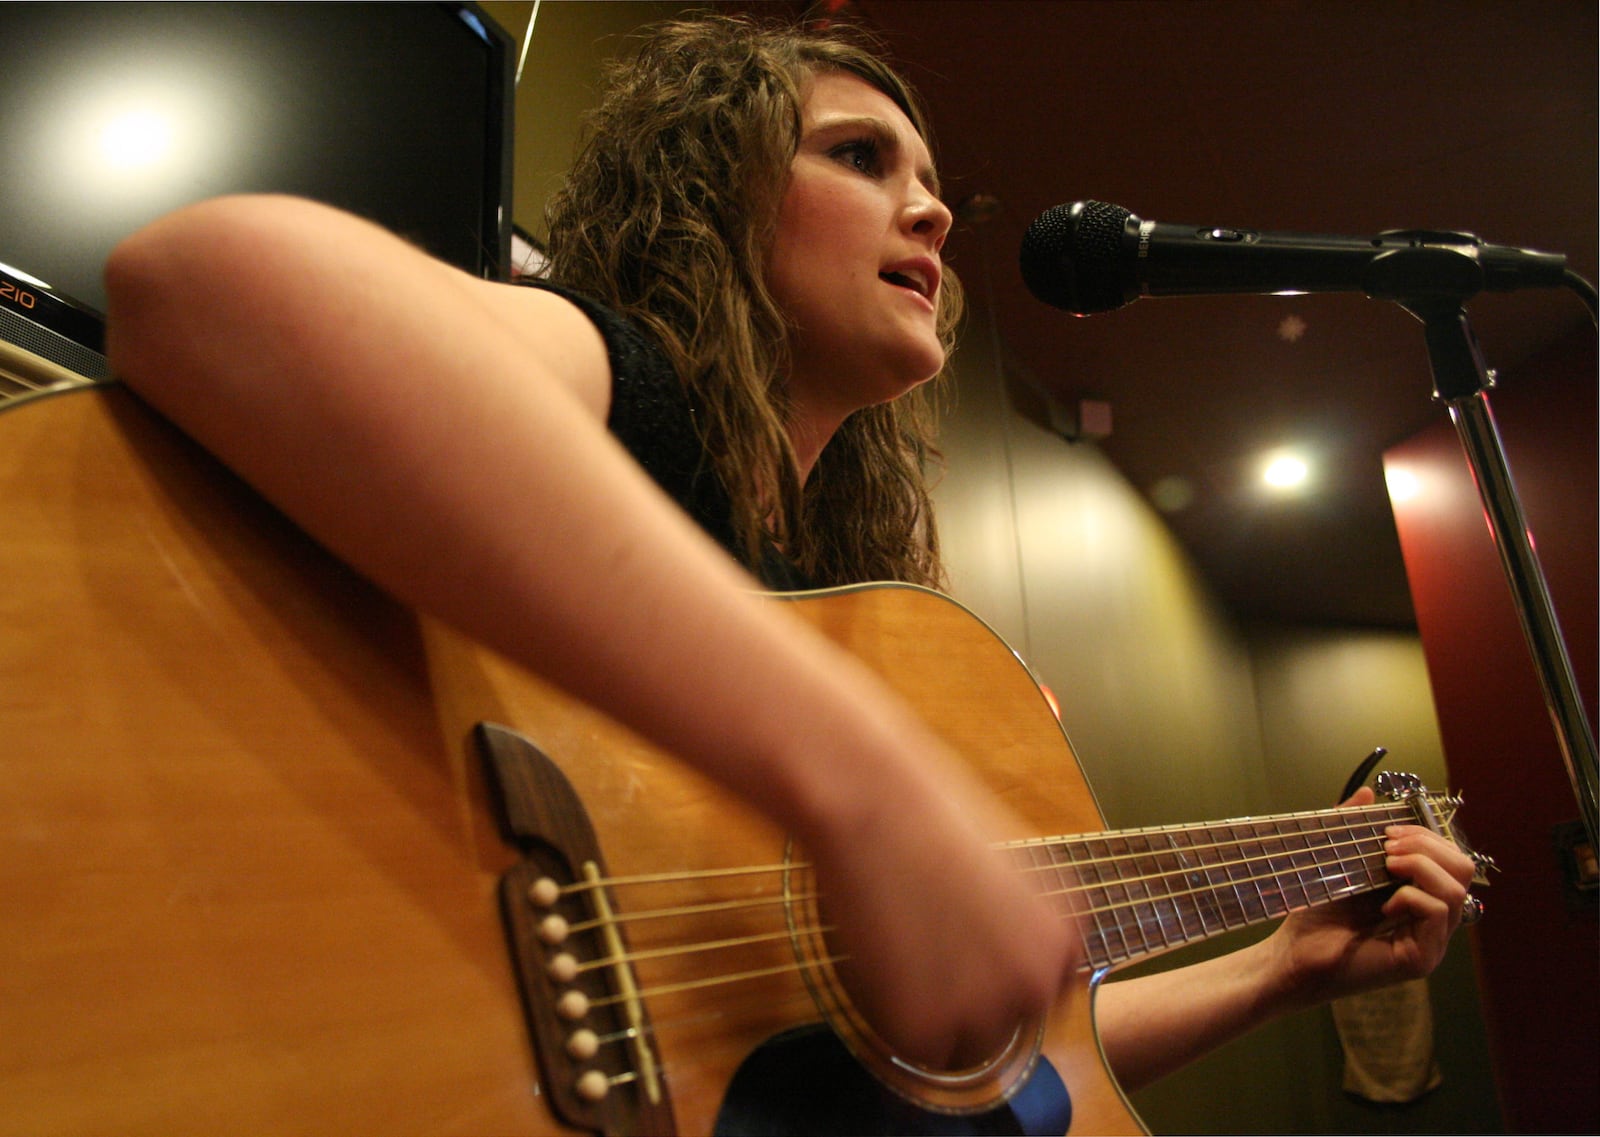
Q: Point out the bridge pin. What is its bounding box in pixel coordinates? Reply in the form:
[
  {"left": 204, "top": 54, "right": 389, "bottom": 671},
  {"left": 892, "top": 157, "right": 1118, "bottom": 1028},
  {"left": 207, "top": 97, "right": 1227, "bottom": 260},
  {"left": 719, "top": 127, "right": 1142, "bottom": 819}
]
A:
[
  {"left": 556, "top": 989, "right": 590, "bottom": 1020},
  {"left": 538, "top": 914, "right": 570, "bottom": 945},
  {"left": 547, "top": 952, "right": 579, "bottom": 983},
  {"left": 566, "top": 1028, "right": 600, "bottom": 1061}
]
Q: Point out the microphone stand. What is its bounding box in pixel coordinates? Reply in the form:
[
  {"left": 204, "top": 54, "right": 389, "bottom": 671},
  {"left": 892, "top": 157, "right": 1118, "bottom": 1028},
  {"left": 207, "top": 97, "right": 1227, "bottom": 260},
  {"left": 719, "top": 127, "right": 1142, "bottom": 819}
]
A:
[{"left": 1389, "top": 276, "right": 1598, "bottom": 851}]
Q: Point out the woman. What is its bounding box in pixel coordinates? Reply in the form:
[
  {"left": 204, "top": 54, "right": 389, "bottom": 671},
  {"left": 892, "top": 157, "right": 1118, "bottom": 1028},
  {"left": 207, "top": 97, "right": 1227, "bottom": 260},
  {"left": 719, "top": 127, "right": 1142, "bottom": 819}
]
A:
[{"left": 104, "top": 13, "right": 1473, "bottom": 1089}]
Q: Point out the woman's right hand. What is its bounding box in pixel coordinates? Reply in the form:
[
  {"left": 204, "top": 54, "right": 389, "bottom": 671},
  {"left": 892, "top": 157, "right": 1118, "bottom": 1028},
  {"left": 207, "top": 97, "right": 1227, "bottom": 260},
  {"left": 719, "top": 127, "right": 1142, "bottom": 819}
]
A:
[{"left": 799, "top": 729, "right": 1083, "bottom": 1071}]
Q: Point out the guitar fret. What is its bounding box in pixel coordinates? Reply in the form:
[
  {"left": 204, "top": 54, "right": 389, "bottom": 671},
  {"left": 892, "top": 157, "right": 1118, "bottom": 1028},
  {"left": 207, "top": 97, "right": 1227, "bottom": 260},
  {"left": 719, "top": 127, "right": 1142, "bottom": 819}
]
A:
[
  {"left": 1118, "top": 836, "right": 1161, "bottom": 957},
  {"left": 1096, "top": 835, "right": 1153, "bottom": 959},
  {"left": 1327, "top": 812, "right": 1372, "bottom": 900},
  {"left": 1046, "top": 838, "right": 1122, "bottom": 970},
  {"left": 1265, "top": 818, "right": 1309, "bottom": 913},
  {"left": 1040, "top": 840, "right": 1076, "bottom": 921},
  {"left": 1134, "top": 834, "right": 1177, "bottom": 944},
  {"left": 1112, "top": 834, "right": 1164, "bottom": 953},
  {"left": 1221, "top": 827, "right": 1253, "bottom": 929},
  {"left": 1327, "top": 812, "right": 1358, "bottom": 900},
  {"left": 1164, "top": 829, "right": 1222, "bottom": 937},
  {"left": 1229, "top": 821, "right": 1279, "bottom": 921},
  {"left": 1137, "top": 838, "right": 1179, "bottom": 949},
  {"left": 1163, "top": 833, "right": 1203, "bottom": 943},
  {"left": 1298, "top": 815, "right": 1337, "bottom": 907},
  {"left": 1135, "top": 832, "right": 1192, "bottom": 947},
  {"left": 1184, "top": 825, "right": 1247, "bottom": 931},
  {"left": 1034, "top": 794, "right": 1460, "bottom": 973},
  {"left": 1281, "top": 817, "right": 1315, "bottom": 911},
  {"left": 1061, "top": 839, "right": 1118, "bottom": 970},
  {"left": 1355, "top": 809, "right": 1393, "bottom": 889}
]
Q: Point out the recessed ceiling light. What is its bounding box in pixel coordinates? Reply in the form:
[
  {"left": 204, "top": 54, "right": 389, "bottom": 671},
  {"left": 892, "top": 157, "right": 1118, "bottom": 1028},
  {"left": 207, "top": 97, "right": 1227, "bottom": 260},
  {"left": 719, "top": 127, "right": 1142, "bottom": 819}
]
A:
[
  {"left": 1262, "top": 451, "right": 1309, "bottom": 490},
  {"left": 99, "top": 108, "right": 175, "bottom": 170}
]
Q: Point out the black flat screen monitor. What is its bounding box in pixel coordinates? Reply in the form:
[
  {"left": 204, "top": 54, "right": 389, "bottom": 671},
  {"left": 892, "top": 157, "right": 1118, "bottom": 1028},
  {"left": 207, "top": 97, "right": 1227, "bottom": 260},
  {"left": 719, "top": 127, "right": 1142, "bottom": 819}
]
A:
[{"left": 0, "top": 2, "right": 514, "bottom": 391}]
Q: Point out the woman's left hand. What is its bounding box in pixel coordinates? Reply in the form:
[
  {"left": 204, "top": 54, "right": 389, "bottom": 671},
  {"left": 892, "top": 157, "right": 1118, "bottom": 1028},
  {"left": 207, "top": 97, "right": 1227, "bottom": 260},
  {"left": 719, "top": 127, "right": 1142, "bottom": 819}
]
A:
[{"left": 1265, "top": 786, "right": 1478, "bottom": 1008}]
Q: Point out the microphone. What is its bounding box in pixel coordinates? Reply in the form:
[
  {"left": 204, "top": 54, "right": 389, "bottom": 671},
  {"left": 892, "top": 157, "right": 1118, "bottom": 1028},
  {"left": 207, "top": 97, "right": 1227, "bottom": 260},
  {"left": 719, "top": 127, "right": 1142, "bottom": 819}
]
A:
[{"left": 1019, "top": 200, "right": 1569, "bottom": 315}]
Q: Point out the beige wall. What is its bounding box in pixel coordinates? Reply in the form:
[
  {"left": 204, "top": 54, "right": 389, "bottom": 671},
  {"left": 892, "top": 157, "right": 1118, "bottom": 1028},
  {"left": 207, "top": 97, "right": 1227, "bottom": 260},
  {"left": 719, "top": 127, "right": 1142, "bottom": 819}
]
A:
[
  {"left": 934, "top": 296, "right": 1273, "bottom": 832},
  {"left": 480, "top": 1, "right": 689, "bottom": 240},
  {"left": 1249, "top": 625, "right": 1454, "bottom": 807},
  {"left": 935, "top": 296, "right": 1497, "bottom": 1135}
]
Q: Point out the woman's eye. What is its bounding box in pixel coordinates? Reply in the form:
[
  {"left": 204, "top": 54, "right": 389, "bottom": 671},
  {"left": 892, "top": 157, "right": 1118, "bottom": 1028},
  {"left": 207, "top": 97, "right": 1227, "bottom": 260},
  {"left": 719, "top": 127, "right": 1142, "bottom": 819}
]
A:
[{"left": 832, "top": 140, "right": 878, "bottom": 173}]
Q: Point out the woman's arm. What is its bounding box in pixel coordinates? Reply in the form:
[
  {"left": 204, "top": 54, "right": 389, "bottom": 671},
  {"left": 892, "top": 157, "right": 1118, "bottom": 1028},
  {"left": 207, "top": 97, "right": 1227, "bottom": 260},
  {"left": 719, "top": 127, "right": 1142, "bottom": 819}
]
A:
[
  {"left": 103, "top": 194, "right": 1078, "bottom": 1071},
  {"left": 1092, "top": 789, "right": 1476, "bottom": 1090}
]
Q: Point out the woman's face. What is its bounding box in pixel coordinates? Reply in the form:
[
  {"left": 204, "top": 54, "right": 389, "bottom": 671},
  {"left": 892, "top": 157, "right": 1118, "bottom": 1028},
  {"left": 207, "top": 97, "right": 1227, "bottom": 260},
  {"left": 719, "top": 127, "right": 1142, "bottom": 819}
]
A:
[{"left": 766, "top": 70, "right": 953, "bottom": 427}]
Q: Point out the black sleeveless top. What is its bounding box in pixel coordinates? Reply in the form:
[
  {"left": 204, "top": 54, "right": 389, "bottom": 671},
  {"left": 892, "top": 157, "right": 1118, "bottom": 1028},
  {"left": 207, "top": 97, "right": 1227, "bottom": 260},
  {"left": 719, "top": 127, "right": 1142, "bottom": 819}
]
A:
[{"left": 527, "top": 281, "right": 810, "bottom": 591}]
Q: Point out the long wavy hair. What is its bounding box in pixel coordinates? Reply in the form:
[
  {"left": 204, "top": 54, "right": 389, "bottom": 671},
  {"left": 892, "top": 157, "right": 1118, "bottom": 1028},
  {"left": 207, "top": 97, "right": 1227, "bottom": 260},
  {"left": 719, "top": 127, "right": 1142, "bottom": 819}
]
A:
[{"left": 543, "top": 13, "right": 962, "bottom": 588}]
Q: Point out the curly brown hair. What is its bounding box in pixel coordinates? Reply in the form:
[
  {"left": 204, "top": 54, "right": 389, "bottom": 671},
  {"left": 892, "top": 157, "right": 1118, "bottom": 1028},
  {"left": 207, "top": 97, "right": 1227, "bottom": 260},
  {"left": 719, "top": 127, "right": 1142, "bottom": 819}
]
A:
[{"left": 543, "top": 13, "right": 962, "bottom": 589}]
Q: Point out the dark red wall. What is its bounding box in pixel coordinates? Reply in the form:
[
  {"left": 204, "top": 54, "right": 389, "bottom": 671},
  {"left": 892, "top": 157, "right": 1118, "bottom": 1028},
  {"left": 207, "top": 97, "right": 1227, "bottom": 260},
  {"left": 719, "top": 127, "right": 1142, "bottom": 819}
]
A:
[{"left": 1386, "top": 319, "right": 1598, "bottom": 1134}]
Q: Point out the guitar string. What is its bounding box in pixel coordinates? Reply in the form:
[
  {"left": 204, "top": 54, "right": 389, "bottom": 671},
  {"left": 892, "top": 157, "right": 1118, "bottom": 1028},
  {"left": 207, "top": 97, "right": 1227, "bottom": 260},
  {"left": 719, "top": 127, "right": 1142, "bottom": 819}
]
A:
[
  {"left": 578, "top": 842, "right": 1394, "bottom": 1026},
  {"left": 1044, "top": 834, "right": 1388, "bottom": 914},
  {"left": 576, "top": 835, "right": 1392, "bottom": 989},
  {"left": 560, "top": 824, "right": 1390, "bottom": 966},
  {"left": 558, "top": 801, "right": 1413, "bottom": 921},
  {"left": 1030, "top": 811, "right": 1398, "bottom": 955},
  {"left": 561, "top": 861, "right": 802, "bottom": 893},
  {"left": 562, "top": 888, "right": 820, "bottom": 936},
  {"left": 1022, "top": 817, "right": 1400, "bottom": 895},
  {"left": 563, "top": 837, "right": 1405, "bottom": 1076},
  {"left": 535, "top": 799, "right": 1456, "bottom": 1065},
  {"left": 1052, "top": 809, "right": 1404, "bottom": 962},
  {"left": 554, "top": 798, "right": 1425, "bottom": 906},
  {"left": 542, "top": 810, "right": 1408, "bottom": 1002},
  {"left": 553, "top": 838, "right": 1450, "bottom": 1076},
  {"left": 1010, "top": 800, "right": 1438, "bottom": 872},
  {"left": 584, "top": 953, "right": 847, "bottom": 1010},
  {"left": 567, "top": 924, "right": 831, "bottom": 975},
  {"left": 566, "top": 837, "right": 1397, "bottom": 1026}
]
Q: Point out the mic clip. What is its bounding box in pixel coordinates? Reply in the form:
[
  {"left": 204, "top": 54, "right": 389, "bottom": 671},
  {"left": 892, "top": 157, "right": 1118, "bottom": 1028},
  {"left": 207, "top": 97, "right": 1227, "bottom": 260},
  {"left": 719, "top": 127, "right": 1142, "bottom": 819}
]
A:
[{"left": 1364, "top": 230, "right": 1489, "bottom": 305}]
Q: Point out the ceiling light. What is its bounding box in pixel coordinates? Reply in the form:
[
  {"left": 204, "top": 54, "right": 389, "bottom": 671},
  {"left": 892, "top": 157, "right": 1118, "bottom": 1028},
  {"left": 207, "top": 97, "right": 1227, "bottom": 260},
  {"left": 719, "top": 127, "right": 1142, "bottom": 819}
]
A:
[
  {"left": 99, "top": 108, "right": 175, "bottom": 170},
  {"left": 1262, "top": 451, "right": 1310, "bottom": 490}
]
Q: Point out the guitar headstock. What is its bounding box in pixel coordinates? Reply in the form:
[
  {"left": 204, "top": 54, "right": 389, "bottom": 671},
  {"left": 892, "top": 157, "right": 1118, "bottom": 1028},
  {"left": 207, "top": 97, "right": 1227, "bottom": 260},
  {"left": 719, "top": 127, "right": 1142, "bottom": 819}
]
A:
[
  {"left": 1376, "top": 771, "right": 1497, "bottom": 888},
  {"left": 1433, "top": 795, "right": 1498, "bottom": 888}
]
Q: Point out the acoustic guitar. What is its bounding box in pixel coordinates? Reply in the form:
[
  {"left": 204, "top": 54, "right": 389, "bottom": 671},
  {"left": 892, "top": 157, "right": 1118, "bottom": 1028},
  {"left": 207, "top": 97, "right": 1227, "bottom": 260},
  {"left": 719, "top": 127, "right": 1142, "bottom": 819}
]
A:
[{"left": 1, "top": 384, "right": 1478, "bottom": 1135}]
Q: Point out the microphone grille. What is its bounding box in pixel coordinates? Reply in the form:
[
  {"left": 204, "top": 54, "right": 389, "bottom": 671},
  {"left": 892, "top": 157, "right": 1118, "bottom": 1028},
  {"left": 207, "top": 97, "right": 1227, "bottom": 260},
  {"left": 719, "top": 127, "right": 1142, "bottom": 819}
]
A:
[{"left": 1019, "top": 200, "right": 1132, "bottom": 314}]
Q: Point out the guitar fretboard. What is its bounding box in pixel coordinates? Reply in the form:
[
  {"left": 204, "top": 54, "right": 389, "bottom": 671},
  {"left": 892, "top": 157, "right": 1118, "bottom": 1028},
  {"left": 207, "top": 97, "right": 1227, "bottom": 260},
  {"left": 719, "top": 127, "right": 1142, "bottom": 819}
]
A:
[{"left": 1010, "top": 799, "right": 1447, "bottom": 971}]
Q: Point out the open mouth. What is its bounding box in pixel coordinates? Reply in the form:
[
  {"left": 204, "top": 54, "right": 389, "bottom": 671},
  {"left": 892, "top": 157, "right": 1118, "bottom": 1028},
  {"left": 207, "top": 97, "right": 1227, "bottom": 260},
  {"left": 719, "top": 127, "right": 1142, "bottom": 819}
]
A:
[{"left": 880, "top": 270, "right": 929, "bottom": 297}]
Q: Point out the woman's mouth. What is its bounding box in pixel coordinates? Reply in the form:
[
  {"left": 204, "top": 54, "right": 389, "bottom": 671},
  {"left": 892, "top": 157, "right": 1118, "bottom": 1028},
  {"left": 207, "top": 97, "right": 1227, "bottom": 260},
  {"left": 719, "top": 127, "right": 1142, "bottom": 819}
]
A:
[{"left": 879, "top": 262, "right": 938, "bottom": 299}]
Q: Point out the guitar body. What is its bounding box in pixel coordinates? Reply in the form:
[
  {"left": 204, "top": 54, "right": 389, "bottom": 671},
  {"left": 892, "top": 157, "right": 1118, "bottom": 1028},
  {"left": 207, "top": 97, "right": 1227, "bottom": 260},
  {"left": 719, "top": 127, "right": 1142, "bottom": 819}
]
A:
[{"left": 0, "top": 386, "right": 1140, "bottom": 1135}]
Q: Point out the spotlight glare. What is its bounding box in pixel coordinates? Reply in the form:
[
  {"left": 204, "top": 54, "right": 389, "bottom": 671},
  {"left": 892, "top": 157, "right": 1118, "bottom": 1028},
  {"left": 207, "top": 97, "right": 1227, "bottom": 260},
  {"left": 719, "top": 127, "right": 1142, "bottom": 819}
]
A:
[
  {"left": 1386, "top": 466, "right": 1420, "bottom": 503},
  {"left": 99, "top": 109, "right": 174, "bottom": 169},
  {"left": 1262, "top": 452, "right": 1309, "bottom": 490}
]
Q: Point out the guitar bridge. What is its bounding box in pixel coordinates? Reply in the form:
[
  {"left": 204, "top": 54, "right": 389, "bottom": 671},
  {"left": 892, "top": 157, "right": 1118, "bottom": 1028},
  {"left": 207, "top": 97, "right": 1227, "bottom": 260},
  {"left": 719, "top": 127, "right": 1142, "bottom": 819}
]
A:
[{"left": 476, "top": 722, "right": 677, "bottom": 1136}]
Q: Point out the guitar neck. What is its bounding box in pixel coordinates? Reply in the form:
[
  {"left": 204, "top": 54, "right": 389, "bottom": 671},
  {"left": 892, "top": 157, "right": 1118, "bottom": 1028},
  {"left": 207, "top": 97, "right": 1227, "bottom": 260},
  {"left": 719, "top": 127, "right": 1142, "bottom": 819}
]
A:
[{"left": 1015, "top": 797, "right": 1451, "bottom": 971}]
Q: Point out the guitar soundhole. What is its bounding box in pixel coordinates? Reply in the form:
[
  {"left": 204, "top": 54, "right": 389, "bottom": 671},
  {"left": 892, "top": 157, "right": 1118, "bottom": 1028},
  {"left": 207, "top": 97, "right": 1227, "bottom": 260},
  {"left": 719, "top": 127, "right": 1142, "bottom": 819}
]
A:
[{"left": 712, "top": 1024, "right": 1073, "bottom": 1136}]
